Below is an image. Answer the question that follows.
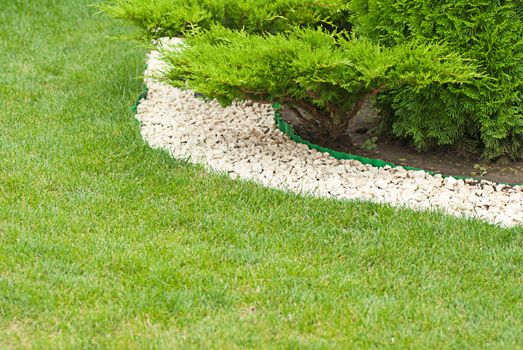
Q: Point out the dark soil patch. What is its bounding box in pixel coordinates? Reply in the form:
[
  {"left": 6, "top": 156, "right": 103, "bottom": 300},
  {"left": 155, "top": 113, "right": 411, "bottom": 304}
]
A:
[{"left": 281, "top": 103, "right": 523, "bottom": 185}]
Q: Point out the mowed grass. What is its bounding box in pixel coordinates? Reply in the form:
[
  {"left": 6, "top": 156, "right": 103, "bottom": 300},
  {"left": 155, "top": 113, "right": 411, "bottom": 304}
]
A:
[{"left": 0, "top": 0, "right": 522, "bottom": 348}]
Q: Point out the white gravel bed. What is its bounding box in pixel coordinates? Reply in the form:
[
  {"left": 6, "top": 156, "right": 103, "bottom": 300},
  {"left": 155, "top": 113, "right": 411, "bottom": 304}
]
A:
[{"left": 136, "top": 40, "right": 522, "bottom": 228}]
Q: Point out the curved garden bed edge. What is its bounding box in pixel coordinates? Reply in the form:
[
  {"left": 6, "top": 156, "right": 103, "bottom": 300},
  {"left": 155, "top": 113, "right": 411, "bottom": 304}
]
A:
[{"left": 131, "top": 86, "right": 522, "bottom": 187}]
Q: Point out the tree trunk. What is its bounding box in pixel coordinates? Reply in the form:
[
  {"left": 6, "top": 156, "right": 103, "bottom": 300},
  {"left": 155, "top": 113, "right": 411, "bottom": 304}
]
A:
[
  {"left": 283, "top": 104, "right": 341, "bottom": 140},
  {"left": 282, "top": 86, "right": 385, "bottom": 142}
]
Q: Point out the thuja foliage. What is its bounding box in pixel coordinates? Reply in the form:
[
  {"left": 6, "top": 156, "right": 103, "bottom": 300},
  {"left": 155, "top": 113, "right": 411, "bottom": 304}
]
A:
[
  {"left": 163, "top": 27, "right": 483, "bottom": 140},
  {"left": 351, "top": 0, "right": 523, "bottom": 160},
  {"left": 100, "top": 0, "right": 351, "bottom": 38}
]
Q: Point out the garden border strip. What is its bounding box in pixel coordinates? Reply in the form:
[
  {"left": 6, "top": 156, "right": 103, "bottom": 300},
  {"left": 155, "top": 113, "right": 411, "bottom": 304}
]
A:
[
  {"left": 130, "top": 88, "right": 521, "bottom": 186},
  {"left": 131, "top": 86, "right": 149, "bottom": 114}
]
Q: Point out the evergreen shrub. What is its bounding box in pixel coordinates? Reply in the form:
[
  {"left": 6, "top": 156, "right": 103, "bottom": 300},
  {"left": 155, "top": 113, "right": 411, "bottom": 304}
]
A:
[
  {"left": 103, "top": 0, "right": 523, "bottom": 161},
  {"left": 351, "top": 0, "right": 523, "bottom": 160},
  {"left": 100, "top": 0, "right": 351, "bottom": 38},
  {"left": 163, "top": 28, "right": 482, "bottom": 140}
]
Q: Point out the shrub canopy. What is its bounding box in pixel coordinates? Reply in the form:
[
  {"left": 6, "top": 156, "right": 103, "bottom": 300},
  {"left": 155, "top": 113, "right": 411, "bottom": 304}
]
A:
[
  {"left": 164, "top": 28, "right": 482, "bottom": 140},
  {"left": 101, "top": 0, "right": 352, "bottom": 38}
]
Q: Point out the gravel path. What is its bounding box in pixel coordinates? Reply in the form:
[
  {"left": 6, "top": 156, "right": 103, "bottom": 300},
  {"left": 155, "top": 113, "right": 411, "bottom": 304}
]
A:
[{"left": 136, "top": 40, "right": 522, "bottom": 228}]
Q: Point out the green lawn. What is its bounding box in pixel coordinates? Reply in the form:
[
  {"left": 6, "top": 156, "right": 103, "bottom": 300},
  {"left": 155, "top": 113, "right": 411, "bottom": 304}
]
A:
[{"left": 0, "top": 1, "right": 522, "bottom": 349}]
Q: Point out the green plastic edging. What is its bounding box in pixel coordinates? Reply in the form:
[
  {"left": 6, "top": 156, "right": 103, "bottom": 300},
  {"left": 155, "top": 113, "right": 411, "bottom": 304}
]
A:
[
  {"left": 131, "top": 86, "right": 149, "bottom": 114},
  {"left": 130, "top": 89, "right": 521, "bottom": 186},
  {"left": 273, "top": 103, "right": 522, "bottom": 187}
]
